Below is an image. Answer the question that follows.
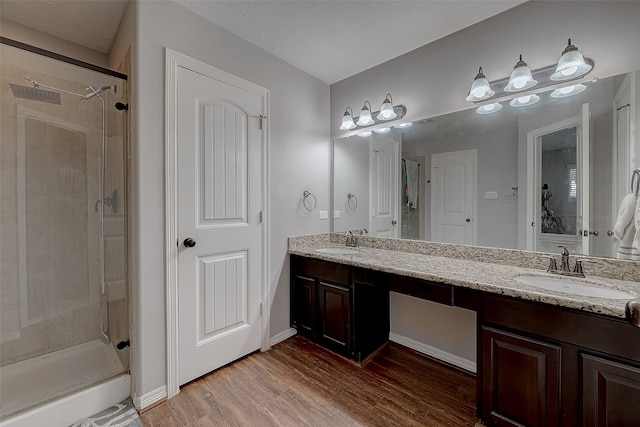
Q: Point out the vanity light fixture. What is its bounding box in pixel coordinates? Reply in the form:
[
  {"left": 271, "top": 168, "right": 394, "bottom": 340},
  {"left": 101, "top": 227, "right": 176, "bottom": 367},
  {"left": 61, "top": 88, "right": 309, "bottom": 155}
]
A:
[
  {"left": 373, "top": 127, "right": 391, "bottom": 134},
  {"left": 550, "top": 84, "right": 587, "bottom": 98},
  {"left": 476, "top": 102, "right": 502, "bottom": 115},
  {"left": 394, "top": 122, "right": 413, "bottom": 128},
  {"left": 356, "top": 101, "right": 375, "bottom": 126},
  {"left": 466, "top": 67, "right": 495, "bottom": 102},
  {"left": 377, "top": 94, "right": 397, "bottom": 120},
  {"left": 358, "top": 131, "right": 372, "bottom": 137},
  {"left": 550, "top": 39, "right": 593, "bottom": 81},
  {"left": 504, "top": 55, "right": 537, "bottom": 92},
  {"left": 339, "top": 107, "right": 357, "bottom": 130},
  {"left": 509, "top": 94, "right": 540, "bottom": 107}
]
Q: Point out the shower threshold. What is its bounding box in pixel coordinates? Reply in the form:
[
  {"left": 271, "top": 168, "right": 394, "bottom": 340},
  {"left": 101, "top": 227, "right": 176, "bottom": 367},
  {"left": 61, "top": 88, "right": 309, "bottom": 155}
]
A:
[{"left": 0, "top": 339, "right": 125, "bottom": 419}]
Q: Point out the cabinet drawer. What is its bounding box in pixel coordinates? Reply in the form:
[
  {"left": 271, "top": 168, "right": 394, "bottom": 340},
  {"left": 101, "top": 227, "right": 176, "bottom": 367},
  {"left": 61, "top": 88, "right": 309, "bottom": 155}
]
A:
[{"left": 292, "top": 256, "right": 350, "bottom": 286}]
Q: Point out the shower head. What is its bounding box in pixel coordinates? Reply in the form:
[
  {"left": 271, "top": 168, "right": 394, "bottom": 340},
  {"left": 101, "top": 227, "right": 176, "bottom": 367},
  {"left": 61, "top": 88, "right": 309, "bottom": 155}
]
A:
[
  {"left": 84, "top": 84, "right": 117, "bottom": 100},
  {"left": 9, "top": 82, "right": 61, "bottom": 104}
]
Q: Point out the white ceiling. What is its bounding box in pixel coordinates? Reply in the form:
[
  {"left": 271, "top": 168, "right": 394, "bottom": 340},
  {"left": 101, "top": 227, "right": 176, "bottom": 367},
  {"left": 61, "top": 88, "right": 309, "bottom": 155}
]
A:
[
  {"left": 0, "top": 0, "right": 526, "bottom": 84},
  {"left": 0, "top": 0, "right": 129, "bottom": 54}
]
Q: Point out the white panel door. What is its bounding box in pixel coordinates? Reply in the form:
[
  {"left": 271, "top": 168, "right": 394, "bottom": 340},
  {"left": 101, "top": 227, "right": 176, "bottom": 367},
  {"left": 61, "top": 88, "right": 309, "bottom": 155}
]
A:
[
  {"left": 431, "top": 150, "right": 476, "bottom": 244},
  {"left": 177, "top": 66, "right": 264, "bottom": 385},
  {"left": 370, "top": 135, "right": 399, "bottom": 238}
]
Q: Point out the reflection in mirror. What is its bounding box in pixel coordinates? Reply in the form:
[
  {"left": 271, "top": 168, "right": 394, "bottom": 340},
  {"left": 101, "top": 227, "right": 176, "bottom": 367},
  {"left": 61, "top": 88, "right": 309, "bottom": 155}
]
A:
[
  {"left": 541, "top": 127, "right": 577, "bottom": 237},
  {"left": 332, "top": 70, "right": 638, "bottom": 259}
]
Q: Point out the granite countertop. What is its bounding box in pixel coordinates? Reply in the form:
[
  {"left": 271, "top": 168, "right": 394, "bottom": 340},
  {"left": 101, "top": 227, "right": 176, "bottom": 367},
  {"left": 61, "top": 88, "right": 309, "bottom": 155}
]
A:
[{"left": 289, "top": 241, "right": 640, "bottom": 320}]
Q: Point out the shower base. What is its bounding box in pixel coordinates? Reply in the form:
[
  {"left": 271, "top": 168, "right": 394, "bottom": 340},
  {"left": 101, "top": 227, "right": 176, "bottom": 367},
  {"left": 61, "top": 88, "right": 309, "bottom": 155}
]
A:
[{"left": 0, "top": 339, "right": 126, "bottom": 422}]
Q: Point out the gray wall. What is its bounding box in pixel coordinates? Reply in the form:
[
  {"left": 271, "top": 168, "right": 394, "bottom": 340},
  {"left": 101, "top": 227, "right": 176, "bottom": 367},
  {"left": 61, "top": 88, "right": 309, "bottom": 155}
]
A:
[
  {"left": 333, "top": 137, "right": 370, "bottom": 232},
  {"left": 331, "top": 1, "right": 640, "bottom": 368}
]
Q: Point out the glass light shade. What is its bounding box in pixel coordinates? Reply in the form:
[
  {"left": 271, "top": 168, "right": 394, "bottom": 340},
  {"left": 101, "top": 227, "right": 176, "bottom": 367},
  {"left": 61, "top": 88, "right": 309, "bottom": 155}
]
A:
[
  {"left": 357, "top": 131, "right": 372, "bottom": 137},
  {"left": 466, "top": 67, "right": 494, "bottom": 102},
  {"left": 373, "top": 127, "right": 391, "bottom": 134},
  {"left": 377, "top": 100, "right": 397, "bottom": 120},
  {"left": 339, "top": 109, "right": 356, "bottom": 130},
  {"left": 504, "top": 56, "right": 537, "bottom": 92},
  {"left": 356, "top": 103, "right": 374, "bottom": 126},
  {"left": 394, "top": 122, "right": 413, "bottom": 128},
  {"left": 550, "top": 40, "right": 592, "bottom": 81},
  {"left": 509, "top": 94, "right": 540, "bottom": 107},
  {"left": 550, "top": 84, "right": 586, "bottom": 98},
  {"left": 476, "top": 103, "right": 502, "bottom": 115}
]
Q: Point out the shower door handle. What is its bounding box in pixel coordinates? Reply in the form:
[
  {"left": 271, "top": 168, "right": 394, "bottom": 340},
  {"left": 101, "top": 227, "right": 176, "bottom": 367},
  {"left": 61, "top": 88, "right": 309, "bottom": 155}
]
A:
[{"left": 183, "top": 238, "right": 197, "bottom": 248}]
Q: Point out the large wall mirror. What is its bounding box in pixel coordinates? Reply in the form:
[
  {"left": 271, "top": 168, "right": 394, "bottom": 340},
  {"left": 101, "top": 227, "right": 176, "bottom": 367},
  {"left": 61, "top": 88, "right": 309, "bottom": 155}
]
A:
[{"left": 332, "top": 69, "right": 638, "bottom": 259}]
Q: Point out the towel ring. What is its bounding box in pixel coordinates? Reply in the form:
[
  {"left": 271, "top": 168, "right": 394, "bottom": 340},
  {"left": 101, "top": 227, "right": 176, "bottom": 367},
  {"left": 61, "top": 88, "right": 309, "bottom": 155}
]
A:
[
  {"left": 302, "top": 190, "right": 317, "bottom": 211},
  {"left": 347, "top": 193, "right": 358, "bottom": 210}
]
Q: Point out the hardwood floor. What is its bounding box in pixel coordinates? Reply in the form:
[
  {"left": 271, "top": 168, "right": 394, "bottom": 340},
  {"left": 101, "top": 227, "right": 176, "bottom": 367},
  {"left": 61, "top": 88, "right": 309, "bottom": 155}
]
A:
[{"left": 141, "top": 336, "right": 477, "bottom": 426}]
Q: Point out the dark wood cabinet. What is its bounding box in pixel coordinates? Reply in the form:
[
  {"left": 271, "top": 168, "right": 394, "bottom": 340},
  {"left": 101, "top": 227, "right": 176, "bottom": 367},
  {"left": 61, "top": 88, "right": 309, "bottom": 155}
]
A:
[
  {"left": 290, "top": 254, "right": 640, "bottom": 426},
  {"left": 290, "top": 255, "right": 389, "bottom": 361},
  {"left": 291, "top": 274, "right": 316, "bottom": 337},
  {"left": 317, "top": 280, "right": 351, "bottom": 354},
  {"left": 478, "top": 294, "right": 640, "bottom": 426},
  {"left": 581, "top": 353, "right": 640, "bottom": 426},
  {"left": 481, "top": 327, "right": 561, "bottom": 427}
]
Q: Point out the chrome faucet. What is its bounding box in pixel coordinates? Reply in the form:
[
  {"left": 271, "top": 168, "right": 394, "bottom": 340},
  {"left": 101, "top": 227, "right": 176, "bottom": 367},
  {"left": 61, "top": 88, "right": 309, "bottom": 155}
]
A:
[
  {"left": 345, "top": 230, "right": 358, "bottom": 247},
  {"left": 547, "top": 245, "right": 585, "bottom": 277}
]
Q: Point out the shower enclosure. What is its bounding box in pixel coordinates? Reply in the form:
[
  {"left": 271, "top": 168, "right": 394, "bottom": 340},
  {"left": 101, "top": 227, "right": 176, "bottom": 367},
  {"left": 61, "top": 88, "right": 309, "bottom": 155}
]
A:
[{"left": 0, "top": 42, "right": 129, "bottom": 420}]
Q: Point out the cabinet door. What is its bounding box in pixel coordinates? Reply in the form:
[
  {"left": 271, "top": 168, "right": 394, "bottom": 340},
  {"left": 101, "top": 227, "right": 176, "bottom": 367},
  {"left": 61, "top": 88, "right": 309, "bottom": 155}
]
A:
[
  {"left": 317, "top": 281, "right": 351, "bottom": 355},
  {"left": 482, "top": 327, "right": 561, "bottom": 427},
  {"left": 292, "top": 275, "right": 316, "bottom": 337},
  {"left": 352, "top": 278, "right": 389, "bottom": 362},
  {"left": 582, "top": 353, "right": 640, "bottom": 426}
]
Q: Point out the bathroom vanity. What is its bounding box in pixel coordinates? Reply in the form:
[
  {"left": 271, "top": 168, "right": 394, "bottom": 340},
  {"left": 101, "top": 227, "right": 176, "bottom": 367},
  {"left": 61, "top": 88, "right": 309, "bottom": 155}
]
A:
[{"left": 289, "top": 235, "right": 640, "bottom": 426}]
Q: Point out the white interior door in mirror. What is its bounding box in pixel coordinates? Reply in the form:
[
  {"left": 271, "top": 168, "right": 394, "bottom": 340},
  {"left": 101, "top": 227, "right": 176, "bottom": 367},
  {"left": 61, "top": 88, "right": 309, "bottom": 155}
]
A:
[
  {"left": 370, "top": 134, "right": 400, "bottom": 238},
  {"left": 431, "top": 149, "right": 477, "bottom": 245},
  {"left": 526, "top": 104, "right": 590, "bottom": 255}
]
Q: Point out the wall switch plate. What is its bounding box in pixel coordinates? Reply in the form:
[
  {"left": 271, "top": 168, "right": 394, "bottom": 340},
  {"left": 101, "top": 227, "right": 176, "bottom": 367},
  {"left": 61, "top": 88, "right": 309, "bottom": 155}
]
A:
[
  {"left": 319, "top": 210, "right": 329, "bottom": 219},
  {"left": 485, "top": 191, "right": 498, "bottom": 200}
]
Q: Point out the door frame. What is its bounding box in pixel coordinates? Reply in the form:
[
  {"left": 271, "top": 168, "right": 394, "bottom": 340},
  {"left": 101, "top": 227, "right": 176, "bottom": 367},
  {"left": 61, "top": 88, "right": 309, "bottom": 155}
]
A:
[
  {"left": 525, "top": 112, "right": 587, "bottom": 253},
  {"left": 164, "top": 48, "right": 270, "bottom": 398}
]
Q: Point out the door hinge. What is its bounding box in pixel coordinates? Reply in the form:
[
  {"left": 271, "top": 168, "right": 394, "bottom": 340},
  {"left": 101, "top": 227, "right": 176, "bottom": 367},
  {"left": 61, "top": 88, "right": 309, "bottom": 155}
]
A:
[
  {"left": 258, "top": 210, "right": 263, "bottom": 224},
  {"left": 259, "top": 115, "right": 267, "bottom": 130},
  {"left": 260, "top": 302, "right": 263, "bottom": 315}
]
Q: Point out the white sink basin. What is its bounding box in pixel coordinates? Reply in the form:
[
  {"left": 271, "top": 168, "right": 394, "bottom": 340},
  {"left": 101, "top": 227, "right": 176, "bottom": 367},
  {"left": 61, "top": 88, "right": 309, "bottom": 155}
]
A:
[
  {"left": 515, "top": 276, "right": 635, "bottom": 300},
  {"left": 315, "top": 247, "right": 361, "bottom": 255}
]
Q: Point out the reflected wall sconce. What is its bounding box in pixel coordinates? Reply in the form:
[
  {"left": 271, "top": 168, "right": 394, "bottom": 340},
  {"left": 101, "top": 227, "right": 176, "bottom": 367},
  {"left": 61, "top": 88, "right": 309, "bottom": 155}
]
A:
[
  {"left": 339, "top": 93, "right": 407, "bottom": 132},
  {"left": 550, "top": 83, "right": 586, "bottom": 98},
  {"left": 509, "top": 94, "right": 540, "bottom": 107},
  {"left": 465, "top": 38, "right": 594, "bottom": 115}
]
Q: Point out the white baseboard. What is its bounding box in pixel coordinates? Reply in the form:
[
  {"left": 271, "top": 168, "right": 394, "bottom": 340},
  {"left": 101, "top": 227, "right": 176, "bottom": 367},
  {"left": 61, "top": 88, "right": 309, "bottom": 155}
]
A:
[
  {"left": 270, "top": 328, "right": 297, "bottom": 346},
  {"left": 389, "top": 332, "right": 476, "bottom": 373},
  {"left": 132, "top": 385, "right": 167, "bottom": 411}
]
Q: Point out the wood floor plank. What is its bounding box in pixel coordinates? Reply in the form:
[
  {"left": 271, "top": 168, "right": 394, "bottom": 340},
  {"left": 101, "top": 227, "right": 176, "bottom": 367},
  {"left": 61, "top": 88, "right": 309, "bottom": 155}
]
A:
[{"left": 140, "top": 336, "right": 478, "bottom": 426}]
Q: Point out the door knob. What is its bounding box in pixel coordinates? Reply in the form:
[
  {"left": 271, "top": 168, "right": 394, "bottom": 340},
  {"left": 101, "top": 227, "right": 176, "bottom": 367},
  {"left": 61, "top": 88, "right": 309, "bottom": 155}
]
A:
[
  {"left": 391, "top": 220, "right": 397, "bottom": 225},
  {"left": 183, "top": 238, "right": 196, "bottom": 248},
  {"left": 466, "top": 218, "right": 471, "bottom": 222}
]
